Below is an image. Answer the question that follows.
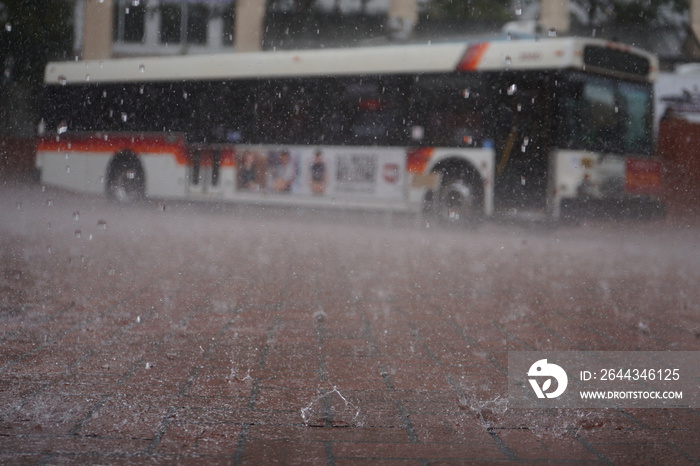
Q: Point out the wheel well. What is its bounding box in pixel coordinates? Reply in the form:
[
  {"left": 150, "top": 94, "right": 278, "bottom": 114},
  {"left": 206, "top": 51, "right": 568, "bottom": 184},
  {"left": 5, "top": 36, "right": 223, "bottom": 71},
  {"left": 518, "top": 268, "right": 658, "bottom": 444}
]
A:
[
  {"left": 107, "top": 150, "right": 143, "bottom": 183},
  {"left": 431, "top": 158, "right": 483, "bottom": 196},
  {"left": 105, "top": 150, "right": 145, "bottom": 201}
]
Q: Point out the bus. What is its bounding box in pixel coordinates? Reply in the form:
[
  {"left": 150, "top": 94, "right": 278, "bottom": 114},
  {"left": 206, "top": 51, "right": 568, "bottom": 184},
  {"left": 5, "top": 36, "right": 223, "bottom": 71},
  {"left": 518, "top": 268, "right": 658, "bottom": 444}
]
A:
[{"left": 36, "top": 37, "right": 663, "bottom": 223}]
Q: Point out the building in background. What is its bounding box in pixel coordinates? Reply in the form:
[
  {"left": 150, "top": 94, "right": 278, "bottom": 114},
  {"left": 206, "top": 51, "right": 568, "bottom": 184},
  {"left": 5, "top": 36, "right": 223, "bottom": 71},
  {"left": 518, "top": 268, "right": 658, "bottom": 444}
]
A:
[
  {"left": 74, "top": 0, "right": 426, "bottom": 58},
  {"left": 75, "top": 0, "right": 700, "bottom": 62},
  {"left": 75, "top": 0, "right": 237, "bottom": 58}
]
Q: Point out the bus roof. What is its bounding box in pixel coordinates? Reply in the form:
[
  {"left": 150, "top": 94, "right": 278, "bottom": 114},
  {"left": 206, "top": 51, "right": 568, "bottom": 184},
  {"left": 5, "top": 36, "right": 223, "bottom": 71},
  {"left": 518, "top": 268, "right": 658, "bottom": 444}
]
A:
[{"left": 45, "top": 37, "right": 657, "bottom": 86}]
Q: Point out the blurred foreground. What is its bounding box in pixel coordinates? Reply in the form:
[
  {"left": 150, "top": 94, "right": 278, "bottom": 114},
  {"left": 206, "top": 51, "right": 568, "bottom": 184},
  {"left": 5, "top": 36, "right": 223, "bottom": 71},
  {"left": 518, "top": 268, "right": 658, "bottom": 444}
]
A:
[{"left": 1, "top": 180, "right": 699, "bottom": 464}]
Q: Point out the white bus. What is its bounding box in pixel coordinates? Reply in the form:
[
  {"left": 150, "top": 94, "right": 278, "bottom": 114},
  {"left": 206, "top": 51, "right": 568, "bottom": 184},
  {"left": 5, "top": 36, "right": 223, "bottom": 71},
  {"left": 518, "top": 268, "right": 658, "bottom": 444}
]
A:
[{"left": 36, "top": 37, "right": 663, "bottom": 223}]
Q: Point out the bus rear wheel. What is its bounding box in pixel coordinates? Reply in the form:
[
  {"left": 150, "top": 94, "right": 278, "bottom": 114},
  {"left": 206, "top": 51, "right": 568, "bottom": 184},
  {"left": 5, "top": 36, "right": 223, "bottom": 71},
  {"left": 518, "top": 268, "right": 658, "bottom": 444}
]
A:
[{"left": 106, "top": 155, "right": 144, "bottom": 203}]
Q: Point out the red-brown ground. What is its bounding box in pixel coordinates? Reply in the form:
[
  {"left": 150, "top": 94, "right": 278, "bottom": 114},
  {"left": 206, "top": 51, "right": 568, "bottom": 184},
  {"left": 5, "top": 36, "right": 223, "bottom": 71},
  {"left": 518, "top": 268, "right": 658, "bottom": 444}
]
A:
[{"left": 1, "top": 180, "right": 698, "bottom": 464}]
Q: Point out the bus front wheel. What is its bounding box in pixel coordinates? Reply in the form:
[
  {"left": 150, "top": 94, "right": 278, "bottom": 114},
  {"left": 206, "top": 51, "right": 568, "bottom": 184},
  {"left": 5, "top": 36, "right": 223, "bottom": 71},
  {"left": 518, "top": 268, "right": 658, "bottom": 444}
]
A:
[
  {"left": 106, "top": 155, "right": 144, "bottom": 203},
  {"left": 436, "top": 178, "right": 480, "bottom": 227}
]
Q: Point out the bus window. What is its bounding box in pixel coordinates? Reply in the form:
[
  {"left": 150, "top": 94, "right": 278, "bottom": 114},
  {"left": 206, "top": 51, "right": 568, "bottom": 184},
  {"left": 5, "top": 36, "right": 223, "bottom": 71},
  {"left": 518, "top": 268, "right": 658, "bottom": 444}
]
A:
[
  {"left": 583, "top": 82, "right": 619, "bottom": 149},
  {"left": 249, "top": 80, "right": 319, "bottom": 145},
  {"left": 339, "top": 77, "right": 407, "bottom": 146},
  {"left": 411, "top": 75, "right": 489, "bottom": 148},
  {"left": 618, "top": 81, "right": 653, "bottom": 154},
  {"left": 559, "top": 73, "right": 653, "bottom": 155}
]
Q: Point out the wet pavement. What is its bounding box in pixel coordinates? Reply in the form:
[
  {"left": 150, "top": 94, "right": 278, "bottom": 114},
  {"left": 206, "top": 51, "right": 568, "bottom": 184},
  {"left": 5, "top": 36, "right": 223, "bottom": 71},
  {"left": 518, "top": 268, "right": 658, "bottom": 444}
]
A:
[{"left": 1, "top": 180, "right": 699, "bottom": 464}]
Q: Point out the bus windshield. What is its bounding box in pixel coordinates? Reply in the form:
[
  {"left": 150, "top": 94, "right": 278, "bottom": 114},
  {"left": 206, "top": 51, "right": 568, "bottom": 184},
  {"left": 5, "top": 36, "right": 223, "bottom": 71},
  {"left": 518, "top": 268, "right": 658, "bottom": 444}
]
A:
[{"left": 558, "top": 72, "right": 654, "bottom": 155}]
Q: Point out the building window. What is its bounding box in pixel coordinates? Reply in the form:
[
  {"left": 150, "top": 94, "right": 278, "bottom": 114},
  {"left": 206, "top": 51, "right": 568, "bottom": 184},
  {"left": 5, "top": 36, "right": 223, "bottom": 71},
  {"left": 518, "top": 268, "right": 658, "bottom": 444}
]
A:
[
  {"left": 222, "top": 3, "right": 235, "bottom": 45},
  {"left": 113, "top": 0, "right": 146, "bottom": 43},
  {"left": 160, "top": 3, "right": 182, "bottom": 44},
  {"left": 187, "top": 4, "right": 209, "bottom": 44}
]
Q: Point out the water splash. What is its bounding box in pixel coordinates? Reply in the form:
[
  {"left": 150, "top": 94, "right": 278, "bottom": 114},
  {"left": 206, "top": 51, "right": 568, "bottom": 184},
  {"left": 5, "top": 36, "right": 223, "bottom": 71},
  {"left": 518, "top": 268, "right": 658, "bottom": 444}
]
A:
[{"left": 301, "top": 386, "right": 361, "bottom": 427}]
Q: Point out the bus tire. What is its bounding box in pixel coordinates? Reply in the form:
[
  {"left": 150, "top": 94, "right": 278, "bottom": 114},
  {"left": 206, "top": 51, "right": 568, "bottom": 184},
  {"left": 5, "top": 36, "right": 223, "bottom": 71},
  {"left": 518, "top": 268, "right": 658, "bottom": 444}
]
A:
[
  {"left": 437, "top": 178, "right": 480, "bottom": 226},
  {"left": 106, "top": 153, "right": 145, "bottom": 203}
]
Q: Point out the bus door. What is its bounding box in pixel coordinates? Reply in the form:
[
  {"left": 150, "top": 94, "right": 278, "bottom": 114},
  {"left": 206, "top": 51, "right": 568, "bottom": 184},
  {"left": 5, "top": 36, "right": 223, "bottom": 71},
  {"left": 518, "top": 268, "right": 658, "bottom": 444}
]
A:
[
  {"left": 187, "top": 146, "right": 224, "bottom": 196},
  {"left": 492, "top": 74, "right": 554, "bottom": 213}
]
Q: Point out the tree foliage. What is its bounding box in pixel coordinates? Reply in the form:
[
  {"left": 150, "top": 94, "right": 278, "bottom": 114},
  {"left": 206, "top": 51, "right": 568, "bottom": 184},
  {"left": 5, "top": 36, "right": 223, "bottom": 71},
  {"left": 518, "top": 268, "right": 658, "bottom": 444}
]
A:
[
  {"left": 423, "top": 0, "right": 512, "bottom": 22},
  {"left": 532, "top": 0, "right": 689, "bottom": 27}
]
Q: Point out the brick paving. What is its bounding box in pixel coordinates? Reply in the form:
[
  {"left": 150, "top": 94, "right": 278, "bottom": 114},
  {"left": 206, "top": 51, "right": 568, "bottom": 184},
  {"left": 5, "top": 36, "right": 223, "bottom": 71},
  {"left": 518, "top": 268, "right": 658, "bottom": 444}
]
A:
[{"left": 1, "top": 181, "right": 699, "bottom": 464}]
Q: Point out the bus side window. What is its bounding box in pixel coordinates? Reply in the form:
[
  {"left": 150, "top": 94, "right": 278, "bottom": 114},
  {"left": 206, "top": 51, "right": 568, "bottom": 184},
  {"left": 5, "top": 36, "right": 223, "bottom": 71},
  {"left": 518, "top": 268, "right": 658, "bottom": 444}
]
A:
[
  {"left": 339, "top": 76, "right": 406, "bottom": 146},
  {"left": 412, "top": 74, "right": 487, "bottom": 148},
  {"left": 308, "top": 78, "right": 343, "bottom": 145}
]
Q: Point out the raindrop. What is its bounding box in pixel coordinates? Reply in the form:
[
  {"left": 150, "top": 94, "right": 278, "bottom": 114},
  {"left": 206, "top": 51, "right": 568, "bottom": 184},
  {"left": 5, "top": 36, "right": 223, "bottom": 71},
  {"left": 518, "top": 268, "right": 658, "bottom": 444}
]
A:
[
  {"left": 157, "top": 202, "right": 166, "bottom": 212},
  {"left": 614, "top": 105, "right": 619, "bottom": 113},
  {"left": 517, "top": 103, "right": 522, "bottom": 112},
  {"left": 73, "top": 211, "right": 80, "bottom": 220},
  {"left": 136, "top": 315, "right": 141, "bottom": 323},
  {"left": 85, "top": 74, "right": 91, "bottom": 82},
  {"left": 47, "top": 246, "right": 52, "bottom": 254},
  {"left": 121, "top": 112, "right": 128, "bottom": 122},
  {"left": 5, "top": 22, "right": 11, "bottom": 32},
  {"left": 505, "top": 56, "right": 512, "bottom": 66},
  {"left": 461, "top": 89, "right": 471, "bottom": 98},
  {"left": 108, "top": 268, "right": 115, "bottom": 276},
  {"left": 182, "top": 91, "right": 188, "bottom": 100},
  {"left": 65, "top": 166, "right": 71, "bottom": 174},
  {"left": 139, "top": 64, "right": 145, "bottom": 73},
  {"left": 145, "top": 362, "right": 153, "bottom": 369},
  {"left": 515, "top": 4, "right": 522, "bottom": 16},
  {"left": 57, "top": 122, "right": 68, "bottom": 134},
  {"left": 16, "top": 202, "right": 21, "bottom": 211},
  {"left": 507, "top": 84, "right": 517, "bottom": 95},
  {"left": 75, "top": 229, "right": 82, "bottom": 239},
  {"left": 46, "top": 199, "right": 53, "bottom": 207},
  {"left": 47, "top": 222, "right": 52, "bottom": 230},
  {"left": 58, "top": 75, "right": 67, "bottom": 85},
  {"left": 97, "top": 219, "right": 107, "bottom": 230},
  {"left": 548, "top": 28, "right": 557, "bottom": 37}
]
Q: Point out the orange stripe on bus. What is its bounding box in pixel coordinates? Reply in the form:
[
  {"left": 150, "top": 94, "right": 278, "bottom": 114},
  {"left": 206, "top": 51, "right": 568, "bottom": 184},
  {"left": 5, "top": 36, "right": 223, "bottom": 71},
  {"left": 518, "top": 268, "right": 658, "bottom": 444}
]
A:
[
  {"left": 457, "top": 43, "right": 489, "bottom": 71},
  {"left": 407, "top": 147, "right": 434, "bottom": 174},
  {"left": 36, "top": 134, "right": 236, "bottom": 167}
]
